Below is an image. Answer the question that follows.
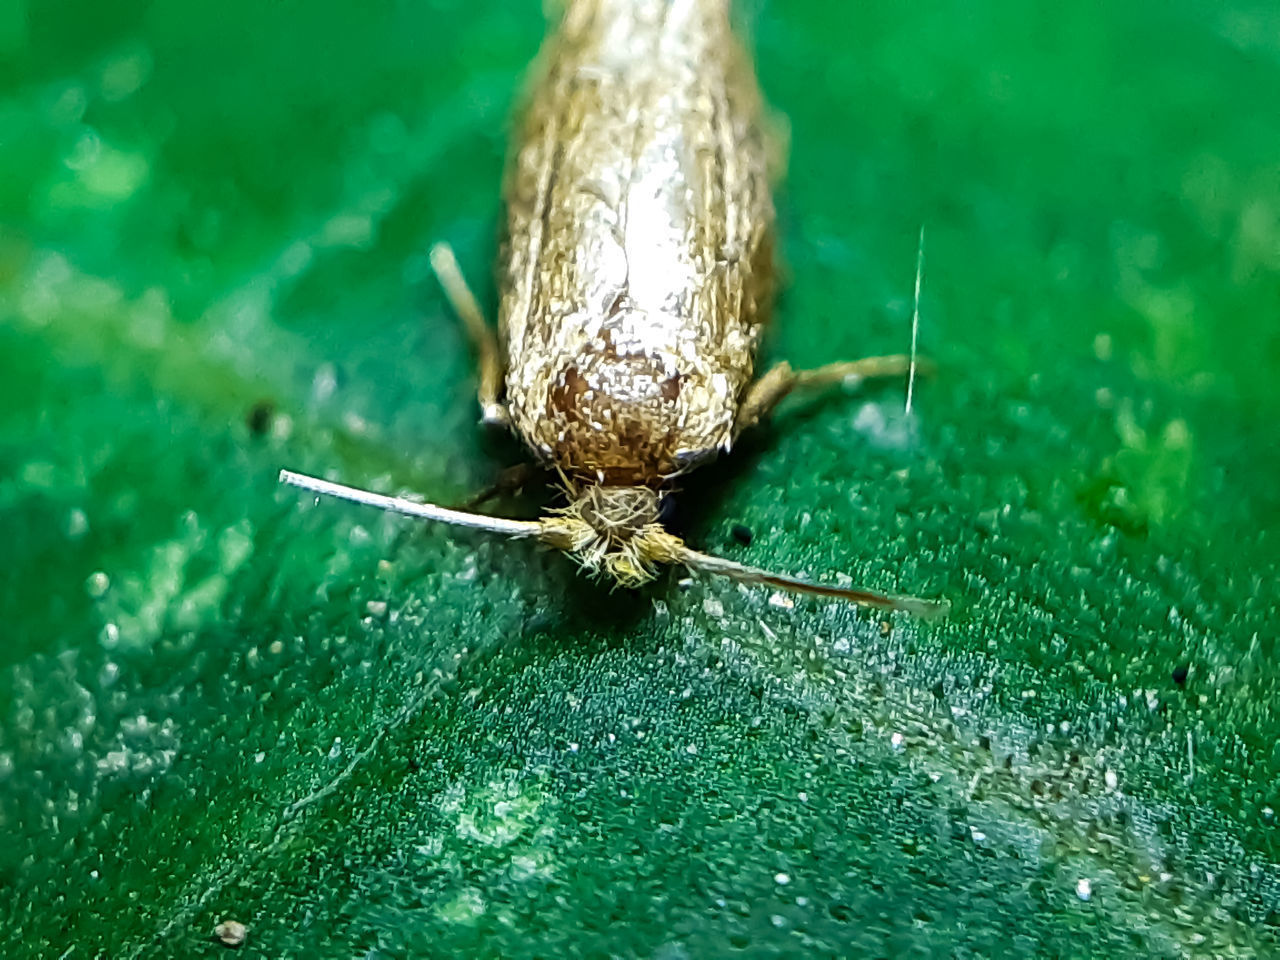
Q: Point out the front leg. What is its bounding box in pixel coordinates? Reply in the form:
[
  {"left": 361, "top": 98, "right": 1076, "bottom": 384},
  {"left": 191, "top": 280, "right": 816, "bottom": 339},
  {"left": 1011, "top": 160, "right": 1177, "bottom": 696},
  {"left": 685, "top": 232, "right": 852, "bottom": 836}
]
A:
[
  {"left": 429, "top": 242, "right": 510, "bottom": 427},
  {"left": 734, "top": 354, "right": 934, "bottom": 434},
  {"left": 456, "top": 462, "right": 546, "bottom": 510}
]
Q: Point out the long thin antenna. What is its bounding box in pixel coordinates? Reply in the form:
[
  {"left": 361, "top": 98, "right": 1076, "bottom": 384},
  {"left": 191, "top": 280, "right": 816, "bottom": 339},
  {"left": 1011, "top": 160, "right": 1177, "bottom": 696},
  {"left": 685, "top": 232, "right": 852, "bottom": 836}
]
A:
[
  {"left": 279, "top": 469, "right": 541, "bottom": 538},
  {"left": 675, "top": 544, "right": 949, "bottom": 619},
  {"left": 905, "top": 225, "right": 925, "bottom": 416}
]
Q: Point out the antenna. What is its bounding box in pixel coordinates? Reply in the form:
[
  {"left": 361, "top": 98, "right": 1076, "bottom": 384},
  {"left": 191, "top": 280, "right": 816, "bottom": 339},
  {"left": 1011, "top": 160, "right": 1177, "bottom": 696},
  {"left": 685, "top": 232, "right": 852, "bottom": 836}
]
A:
[
  {"left": 674, "top": 544, "right": 950, "bottom": 619},
  {"left": 279, "top": 470, "right": 542, "bottom": 538},
  {"left": 905, "top": 225, "right": 925, "bottom": 416}
]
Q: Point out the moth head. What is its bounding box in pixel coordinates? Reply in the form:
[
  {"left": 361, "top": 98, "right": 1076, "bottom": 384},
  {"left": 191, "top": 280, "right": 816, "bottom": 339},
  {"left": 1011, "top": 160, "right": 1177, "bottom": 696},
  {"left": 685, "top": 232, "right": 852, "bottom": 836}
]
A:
[{"left": 539, "top": 483, "right": 681, "bottom": 588}]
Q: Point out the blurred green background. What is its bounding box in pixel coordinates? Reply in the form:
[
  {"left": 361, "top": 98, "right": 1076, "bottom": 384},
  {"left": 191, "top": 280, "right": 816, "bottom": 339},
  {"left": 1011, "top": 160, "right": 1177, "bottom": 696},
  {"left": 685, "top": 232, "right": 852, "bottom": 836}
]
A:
[{"left": 2, "top": 0, "right": 1278, "bottom": 956}]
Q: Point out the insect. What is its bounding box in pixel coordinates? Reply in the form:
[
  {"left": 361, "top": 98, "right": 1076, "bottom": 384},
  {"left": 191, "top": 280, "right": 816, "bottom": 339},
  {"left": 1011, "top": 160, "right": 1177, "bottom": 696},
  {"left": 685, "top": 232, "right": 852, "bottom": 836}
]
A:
[{"left": 281, "top": 0, "right": 948, "bottom": 618}]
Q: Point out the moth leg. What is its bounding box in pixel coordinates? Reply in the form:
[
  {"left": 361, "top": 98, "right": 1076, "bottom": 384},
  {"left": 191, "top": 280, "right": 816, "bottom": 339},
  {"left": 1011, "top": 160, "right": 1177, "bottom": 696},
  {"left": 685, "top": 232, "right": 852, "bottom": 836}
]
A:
[
  {"left": 429, "top": 242, "right": 509, "bottom": 427},
  {"left": 458, "top": 462, "right": 543, "bottom": 510},
  {"left": 762, "top": 108, "right": 791, "bottom": 185},
  {"left": 735, "top": 354, "right": 934, "bottom": 433}
]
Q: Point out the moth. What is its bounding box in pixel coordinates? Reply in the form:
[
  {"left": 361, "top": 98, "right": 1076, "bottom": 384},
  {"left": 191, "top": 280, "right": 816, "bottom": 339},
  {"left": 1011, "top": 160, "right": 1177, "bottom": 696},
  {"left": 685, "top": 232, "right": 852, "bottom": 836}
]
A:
[{"left": 281, "top": 0, "right": 948, "bottom": 618}]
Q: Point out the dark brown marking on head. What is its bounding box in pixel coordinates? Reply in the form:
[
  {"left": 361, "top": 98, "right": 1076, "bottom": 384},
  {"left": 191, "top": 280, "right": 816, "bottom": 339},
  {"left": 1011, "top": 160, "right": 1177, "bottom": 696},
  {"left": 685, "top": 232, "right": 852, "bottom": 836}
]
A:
[
  {"left": 614, "top": 417, "right": 656, "bottom": 464},
  {"left": 659, "top": 374, "right": 682, "bottom": 402},
  {"left": 548, "top": 364, "right": 590, "bottom": 421},
  {"left": 598, "top": 324, "right": 621, "bottom": 360}
]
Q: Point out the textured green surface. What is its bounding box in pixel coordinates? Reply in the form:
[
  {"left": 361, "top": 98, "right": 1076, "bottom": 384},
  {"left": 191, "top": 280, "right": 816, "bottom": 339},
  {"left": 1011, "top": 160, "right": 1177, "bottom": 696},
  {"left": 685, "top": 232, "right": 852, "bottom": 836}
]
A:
[{"left": 2, "top": 0, "right": 1279, "bottom": 956}]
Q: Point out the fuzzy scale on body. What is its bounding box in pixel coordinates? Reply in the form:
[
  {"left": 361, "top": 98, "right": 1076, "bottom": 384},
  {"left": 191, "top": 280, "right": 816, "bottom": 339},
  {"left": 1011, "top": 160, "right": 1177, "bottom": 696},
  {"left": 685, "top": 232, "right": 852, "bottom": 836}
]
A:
[
  {"left": 279, "top": 0, "right": 948, "bottom": 617},
  {"left": 502, "top": 0, "right": 773, "bottom": 484}
]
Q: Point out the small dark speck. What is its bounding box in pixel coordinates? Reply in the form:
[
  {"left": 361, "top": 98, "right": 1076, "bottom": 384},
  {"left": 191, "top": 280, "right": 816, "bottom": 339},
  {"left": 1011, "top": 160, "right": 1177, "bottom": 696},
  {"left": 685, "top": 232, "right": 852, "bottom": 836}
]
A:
[
  {"left": 246, "top": 399, "right": 275, "bottom": 436},
  {"left": 1172, "top": 664, "right": 1189, "bottom": 685},
  {"left": 523, "top": 609, "right": 557, "bottom": 635},
  {"left": 730, "top": 523, "right": 753, "bottom": 546},
  {"left": 828, "top": 902, "right": 854, "bottom": 923}
]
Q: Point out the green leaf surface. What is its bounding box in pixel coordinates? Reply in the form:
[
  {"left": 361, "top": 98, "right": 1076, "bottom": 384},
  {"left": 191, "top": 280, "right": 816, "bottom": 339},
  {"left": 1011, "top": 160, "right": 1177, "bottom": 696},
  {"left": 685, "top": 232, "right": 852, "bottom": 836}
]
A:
[{"left": 2, "top": 0, "right": 1278, "bottom": 956}]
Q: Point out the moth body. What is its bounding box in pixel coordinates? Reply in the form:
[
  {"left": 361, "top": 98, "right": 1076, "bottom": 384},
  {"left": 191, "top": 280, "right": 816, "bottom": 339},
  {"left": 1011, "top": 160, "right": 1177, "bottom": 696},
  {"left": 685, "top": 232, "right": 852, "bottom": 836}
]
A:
[
  {"left": 281, "top": 0, "right": 949, "bottom": 618},
  {"left": 502, "top": 0, "right": 772, "bottom": 489},
  {"left": 497, "top": 0, "right": 771, "bottom": 583}
]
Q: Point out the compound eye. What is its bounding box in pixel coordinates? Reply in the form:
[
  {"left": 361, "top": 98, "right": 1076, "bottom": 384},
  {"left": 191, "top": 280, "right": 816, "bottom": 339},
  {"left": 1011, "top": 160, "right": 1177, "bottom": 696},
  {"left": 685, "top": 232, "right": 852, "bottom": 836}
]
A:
[
  {"left": 656, "top": 492, "right": 678, "bottom": 526},
  {"left": 672, "top": 447, "right": 716, "bottom": 472}
]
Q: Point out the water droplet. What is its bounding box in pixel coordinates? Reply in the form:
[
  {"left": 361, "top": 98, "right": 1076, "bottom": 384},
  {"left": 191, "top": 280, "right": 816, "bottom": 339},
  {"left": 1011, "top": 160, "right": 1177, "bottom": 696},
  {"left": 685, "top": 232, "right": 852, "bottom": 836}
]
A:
[
  {"left": 768, "top": 592, "right": 795, "bottom": 610},
  {"left": 86, "top": 571, "right": 110, "bottom": 599}
]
